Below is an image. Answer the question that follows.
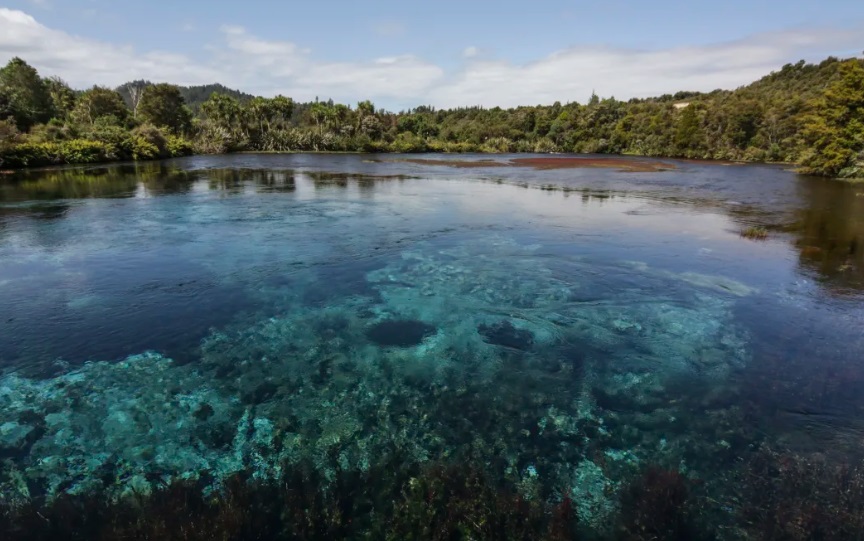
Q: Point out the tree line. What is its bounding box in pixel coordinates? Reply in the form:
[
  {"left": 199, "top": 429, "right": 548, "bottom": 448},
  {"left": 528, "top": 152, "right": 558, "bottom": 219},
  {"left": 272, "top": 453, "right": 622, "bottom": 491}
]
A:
[{"left": 1, "top": 55, "right": 862, "bottom": 178}]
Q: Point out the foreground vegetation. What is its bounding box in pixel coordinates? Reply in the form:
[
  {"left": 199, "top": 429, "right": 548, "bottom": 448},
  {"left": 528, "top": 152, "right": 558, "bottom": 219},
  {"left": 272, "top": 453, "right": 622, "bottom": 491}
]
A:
[
  {"left": 3, "top": 447, "right": 863, "bottom": 540},
  {"left": 1, "top": 56, "right": 862, "bottom": 177}
]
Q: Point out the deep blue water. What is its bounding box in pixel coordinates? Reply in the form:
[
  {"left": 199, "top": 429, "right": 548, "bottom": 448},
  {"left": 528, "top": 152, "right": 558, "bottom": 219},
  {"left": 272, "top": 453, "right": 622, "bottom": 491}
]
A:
[{"left": 1, "top": 154, "right": 863, "bottom": 536}]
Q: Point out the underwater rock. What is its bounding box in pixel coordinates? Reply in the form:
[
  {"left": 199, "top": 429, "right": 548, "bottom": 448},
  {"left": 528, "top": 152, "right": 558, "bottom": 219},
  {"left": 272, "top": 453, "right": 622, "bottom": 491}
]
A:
[
  {"left": 477, "top": 320, "right": 535, "bottom": 350},
  {"left": 568, "top": 459, "right": 618, "bottom": 531},
  {"left": 365, "top": 319, "right": 436, "bottom": 347}
]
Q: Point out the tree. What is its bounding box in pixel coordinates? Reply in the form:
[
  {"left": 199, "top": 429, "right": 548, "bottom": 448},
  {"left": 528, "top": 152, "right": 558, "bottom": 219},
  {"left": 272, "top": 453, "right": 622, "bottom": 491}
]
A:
[
  {"left": 118, "top": 81, "right": 149, "bottom": 118},
  {"left": 199, "top": 93, "right": 247, "bottom": 151},
  {"left": 138, "top": 83, "right": 192, "bottom": 134},
  {"left": 0, "top": 57, "right": 53, "bottom": 130},
  {"left": 674, "top": 104, "right": 704, "bottom": 155},
  {"left": 44, "top": 77, "right": 76, "bottom": 120},
  {"left": 201, "top": 93, "right": 243, "bottom": 128},
  {"left": 309, "top": 102, "right": 328, "bottom": 135},
  {"left": 71, "top": 86, "right": 130, "bottom": 125},
  {"left": 269, "top": 95, "right": 294, "bottom": 126},
  {"left": 801, "top": 60, "right": 864, "bottom": 177}
]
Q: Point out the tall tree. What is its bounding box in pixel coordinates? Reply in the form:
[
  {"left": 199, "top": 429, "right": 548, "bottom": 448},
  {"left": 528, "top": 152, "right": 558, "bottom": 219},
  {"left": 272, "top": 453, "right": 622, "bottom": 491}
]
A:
[
  {"left": 801, "top": 60, "right": 864, "bottom": 177},
  {"left": 674, "top": 104, "right": 704, "bottom": 155},
  {"left": 138, "top": 83, "right": 192, "bottom": 134},
  {"left": 118, "top": 81, "right": 149, "bottom": 118},
  {"left": 43, "top": 77, "right": 77, "bottom": 121},
  {"left": 71, "top": 86, "right": 130, "bottom": 125},
  {"left": 0, "top": 57, "right": 53, "bottom": 130}
]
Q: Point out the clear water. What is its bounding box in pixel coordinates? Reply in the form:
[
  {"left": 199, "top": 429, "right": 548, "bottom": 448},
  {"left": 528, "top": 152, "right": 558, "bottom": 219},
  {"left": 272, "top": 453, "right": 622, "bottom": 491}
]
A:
[{"left": 1, "top": 154, "right": 863, "bottom": 536}]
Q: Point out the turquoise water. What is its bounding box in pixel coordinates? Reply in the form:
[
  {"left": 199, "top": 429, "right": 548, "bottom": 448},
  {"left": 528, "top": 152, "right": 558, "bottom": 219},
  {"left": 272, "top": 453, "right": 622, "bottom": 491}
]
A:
[{"left": 1, "top": 154, "right": 864, "bottom": 538}]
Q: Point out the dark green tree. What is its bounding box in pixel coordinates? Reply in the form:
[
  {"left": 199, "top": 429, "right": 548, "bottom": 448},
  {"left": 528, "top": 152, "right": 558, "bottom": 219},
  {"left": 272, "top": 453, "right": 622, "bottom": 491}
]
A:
[
  {"left": 138, "top": 83, "right": 193, "bottom": 134},
  {"left": 0, "top": 57, "right": 53, "bottom": 130},
  {"left": 801, "top": 60, "right": 864, "bottom": 177},
  {"left": 71, "top": 86, "right": 130, "bottom": 125},
  {"left": 674, "top": 104, "right": 704, "bottom": 156},
  {"left": 44, "top": 77, "right": 77, "bottom": 121}
]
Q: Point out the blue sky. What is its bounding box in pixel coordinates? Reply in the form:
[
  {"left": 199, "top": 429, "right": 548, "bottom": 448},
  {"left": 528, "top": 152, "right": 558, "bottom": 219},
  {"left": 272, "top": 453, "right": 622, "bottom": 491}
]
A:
[{"left": 1, "top": 0, "right": 862, "bottom": 109}]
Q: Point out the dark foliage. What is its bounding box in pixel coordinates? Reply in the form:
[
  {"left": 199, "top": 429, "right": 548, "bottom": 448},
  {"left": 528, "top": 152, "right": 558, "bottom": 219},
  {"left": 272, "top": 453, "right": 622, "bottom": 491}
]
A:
[
  {"left": 0, "top": 460, "right": 578, "bottom": 541},
  {"left": 619, "top": 467, "right": 699, "bottom": 540},
  {"left": 738, "top": 446, "right": 864, "bottom": 540}
]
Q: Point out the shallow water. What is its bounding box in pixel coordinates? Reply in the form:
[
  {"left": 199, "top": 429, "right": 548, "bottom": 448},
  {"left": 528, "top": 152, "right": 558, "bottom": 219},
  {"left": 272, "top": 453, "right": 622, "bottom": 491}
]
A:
[{"left": 1, "top": 154, "right": 864, "bottom": 537}]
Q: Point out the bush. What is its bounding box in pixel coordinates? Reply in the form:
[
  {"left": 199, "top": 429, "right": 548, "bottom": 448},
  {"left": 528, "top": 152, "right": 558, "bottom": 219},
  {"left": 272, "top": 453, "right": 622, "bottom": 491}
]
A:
[
  {"left": 0, "top": 118, "right": 19, "bottom": 155},
  {"left": 166, "top": 135, "right": 194, "bottom": 157},
  {"left": 80, "top": 119, "right": 133, "bottom": 157},
  {"left": 389, "top": 132, "right": 428, "bottom": 153},
  {"left": 131, "top": 136, "right": 160, "bottom": 160},
  {"left": 60, "top": 140, "right": 112, "bottom": 163},
  {"left": 480, "top": 137, "right": 515, "bottom": 153},
  {"left": 131, "top": 124, "right": 168, "bottom": 156},
  {"left": 24, "top": 120, "right": 74, "bottom": 144},
  {"left": 0, "top": 140, "right": 112, "bottom": 168}
]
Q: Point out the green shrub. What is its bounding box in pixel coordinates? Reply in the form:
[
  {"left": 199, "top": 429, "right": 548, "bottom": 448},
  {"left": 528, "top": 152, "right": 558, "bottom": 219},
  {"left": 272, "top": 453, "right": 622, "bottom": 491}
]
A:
[
  {"left": 131, "top": 124, "right": 169, "bottom": 157},
  {"left": 166, "top": 135, "right": 194, "bottom": 157},
  {"left": 389, "top": 132, "right": 428, "bottom": 153},
  {"left": 80, "top": 119, "right": 133, "bottom": 157},
  {"left": 0, "top": 140, "right": 111, "bottom": 167},
  {"left": 131, "top": 136, "right": 160, "bottom": 160},
  {"left": 0, "top": 141, "right": 58, "bottom": 167},
  {"left": 60, "top": 140, "right": 111, "bottom": 163}
]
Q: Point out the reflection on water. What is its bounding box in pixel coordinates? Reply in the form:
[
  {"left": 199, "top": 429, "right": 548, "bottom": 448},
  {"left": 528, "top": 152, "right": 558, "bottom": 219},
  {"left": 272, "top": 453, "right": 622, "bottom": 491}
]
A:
[
  {"left": 1, "top": 154, "right": 863, "bottom": 539},
  {"left": 792, "top": 175, "right": 864, "bottom": 292}
]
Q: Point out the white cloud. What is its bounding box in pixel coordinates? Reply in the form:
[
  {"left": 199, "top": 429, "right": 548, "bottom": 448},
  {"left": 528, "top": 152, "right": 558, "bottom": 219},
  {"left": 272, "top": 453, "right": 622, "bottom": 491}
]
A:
[
  {"left": 462, "top": 46, "right": 479, "bottom": 58},
  {"left": 0, "top": 8, "right": 861, "bottom": 109},
  {"left": 433, "top": 27, "right": 863, "bottom": 108},
  {"left": 0, "top": 8, "right": 220, "bottom": 86}
]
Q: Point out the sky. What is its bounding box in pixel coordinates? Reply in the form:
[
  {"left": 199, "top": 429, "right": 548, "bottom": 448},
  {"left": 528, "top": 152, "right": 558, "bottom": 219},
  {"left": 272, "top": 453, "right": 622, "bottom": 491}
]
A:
[{"left": 0, "top": 0, "right": 862, "bottom": 110}]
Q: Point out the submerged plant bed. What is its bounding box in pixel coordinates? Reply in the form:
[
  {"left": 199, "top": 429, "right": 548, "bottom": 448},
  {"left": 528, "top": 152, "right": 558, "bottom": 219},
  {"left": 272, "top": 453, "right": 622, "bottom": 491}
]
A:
[
  {"left": 0, "top": 457, "right": 697, "bottom": 541},
  {"left": 509, "top": 157, "right": 675, "bottom": 172},
  {"left": 403, "top": 158, "right": 509, "bottom": 168},
  {"left": 402, "top": 156, "right": 675, "bottom": 172}
]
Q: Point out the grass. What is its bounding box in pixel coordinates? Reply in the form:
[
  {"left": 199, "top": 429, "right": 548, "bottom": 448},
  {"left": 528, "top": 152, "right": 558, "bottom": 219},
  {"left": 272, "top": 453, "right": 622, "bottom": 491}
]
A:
[{"left": 740, "top": 226, "right": 769, "bottom": 240}]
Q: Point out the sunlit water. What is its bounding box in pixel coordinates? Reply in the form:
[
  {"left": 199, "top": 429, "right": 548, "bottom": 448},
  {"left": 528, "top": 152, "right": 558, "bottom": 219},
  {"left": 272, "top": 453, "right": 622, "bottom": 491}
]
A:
[{"left": 1, "top": 154, "right": 863, "bottom": 535}]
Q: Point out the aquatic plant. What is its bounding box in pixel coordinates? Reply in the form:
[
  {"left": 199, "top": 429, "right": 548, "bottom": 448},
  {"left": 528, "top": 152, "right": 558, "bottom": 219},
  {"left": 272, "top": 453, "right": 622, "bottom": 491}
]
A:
[
  {"left": 740, "top": 225, "right": 769, "bottom": 240},
  {"left": 0, "top": 459, "right": 579, "bottom": 541},
  {"left": 618, "top": 466, "right": 699, "bottom": 540},
  {"left": 738, "top": 446, "right": 864, "bottom": 540}
]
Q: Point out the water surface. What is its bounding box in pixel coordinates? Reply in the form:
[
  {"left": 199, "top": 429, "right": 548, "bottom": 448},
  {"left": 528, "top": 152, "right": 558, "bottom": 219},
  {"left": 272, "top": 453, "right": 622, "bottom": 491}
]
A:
[{"left": 1, "top": 154, "right": 863, "bottom": 537}]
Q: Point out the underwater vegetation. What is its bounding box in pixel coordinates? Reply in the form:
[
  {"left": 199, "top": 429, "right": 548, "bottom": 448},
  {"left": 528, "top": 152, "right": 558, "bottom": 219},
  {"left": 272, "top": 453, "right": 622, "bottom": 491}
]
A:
[
  {"left": 737, "top": 446, "right": 864, "bottom": 540},
  {"left": 0, "top": 237, "right": 758, "bottom": 538},
  {"left": 5, "top": 450, "right": 863, "bottom": 540},
  {"left": 401, "top": 156, "right": 673, "bottom": 173}
]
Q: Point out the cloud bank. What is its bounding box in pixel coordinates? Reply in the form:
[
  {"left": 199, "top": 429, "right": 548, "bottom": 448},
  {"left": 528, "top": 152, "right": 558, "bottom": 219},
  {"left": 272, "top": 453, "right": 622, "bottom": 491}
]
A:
[{"left": 0, "top": 8, "right": 861, "bottom": 109}]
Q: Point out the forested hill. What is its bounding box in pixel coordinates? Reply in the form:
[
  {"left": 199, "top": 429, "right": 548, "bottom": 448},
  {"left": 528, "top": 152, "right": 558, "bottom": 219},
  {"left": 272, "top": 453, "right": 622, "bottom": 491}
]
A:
[
  {"left": 0, "top": 55, "right": 862, "bottom": 178},
  {"left": 115, "top": 81, "right": 257, "bottom": 113}
]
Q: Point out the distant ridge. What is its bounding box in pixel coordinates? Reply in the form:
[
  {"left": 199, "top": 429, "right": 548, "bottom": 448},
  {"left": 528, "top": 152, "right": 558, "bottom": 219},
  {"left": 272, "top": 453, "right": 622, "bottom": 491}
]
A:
[{"left": 116, "top": 81, "right": 257, "bottom": 112}]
